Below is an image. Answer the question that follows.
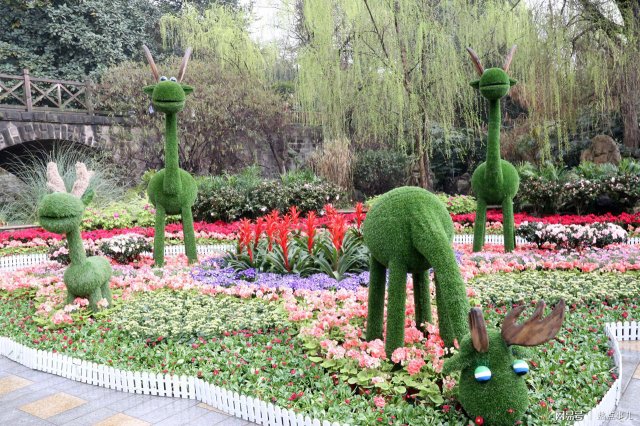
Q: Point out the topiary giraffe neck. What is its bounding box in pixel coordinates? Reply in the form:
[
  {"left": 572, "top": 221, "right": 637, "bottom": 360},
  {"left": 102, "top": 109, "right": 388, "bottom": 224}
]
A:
[
  {"left": 485, "top": 98, "right": 503, "bottom": 188},
  {"left": 66, "top": 226, "right": 86, "bottom": 266},
  {"left": 164, "top": 112, "right": 182, "bottom": 194}
]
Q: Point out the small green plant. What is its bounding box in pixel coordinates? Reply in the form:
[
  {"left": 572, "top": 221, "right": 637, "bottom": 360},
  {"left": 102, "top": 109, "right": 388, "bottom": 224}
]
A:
[{"left": 353, "top": 149, "right": 410, "bottom": 196}]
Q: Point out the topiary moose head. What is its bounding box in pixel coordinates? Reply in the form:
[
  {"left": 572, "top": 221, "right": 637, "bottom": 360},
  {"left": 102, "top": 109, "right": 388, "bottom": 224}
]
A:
[{"left": 443, "top": 300, "right": 565, "bottom": 426}]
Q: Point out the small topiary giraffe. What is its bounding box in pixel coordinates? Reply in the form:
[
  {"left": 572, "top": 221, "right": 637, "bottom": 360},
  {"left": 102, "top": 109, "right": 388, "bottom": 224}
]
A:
[
  {"left": 142, "top": 45, "right": 198, "bottom": 267},
  {"left": 38, "top": 162, "right": 112, "bottom": 312},
  {"left": 362, "top": 186, "right": 469, "bottom": 358},
  {"left": 443, "top": 300, "right": 565, "bottom": 426},
  {"left": 467, "top": 45, "right": 520, "bottom": 252}
]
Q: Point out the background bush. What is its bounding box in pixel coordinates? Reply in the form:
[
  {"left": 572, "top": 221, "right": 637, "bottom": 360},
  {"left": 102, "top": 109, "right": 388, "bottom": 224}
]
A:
[
  {"left": 193, "top": 167, "right": 343, "bottom": 222},
  {"left": 353, "top": 149, "right": 410, "bottom": 197}
]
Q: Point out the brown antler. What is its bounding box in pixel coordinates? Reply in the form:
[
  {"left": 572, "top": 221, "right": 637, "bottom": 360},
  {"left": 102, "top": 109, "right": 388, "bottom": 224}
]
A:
[
  {"left": 142, "top": 44, "right": 160, "bottom": 81},
  {"left": 466, "top": 47, "right": 485, "bottom": 76},
  {"left": 501, "top": 300, "right": 565, "bottom": 346},
  {"left": 503, "top": 44, "right": 517, "bottom": 72},
  {"left": 469, "top": 308, "right": 489, "bottom": 353},
  {"left": 70, "top": 162, "right": 94, "bottom": 197},
  {"left": 177, "top": 47, "right": 192, "bottom": 82},
  {"left": 46, "top": 162, "right": 67, "bottom": 193}
]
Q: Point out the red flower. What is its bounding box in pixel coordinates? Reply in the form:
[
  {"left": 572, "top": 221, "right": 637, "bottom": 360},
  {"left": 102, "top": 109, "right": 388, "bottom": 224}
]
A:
[
  {"left": 237, "top": 219, "right": 253, "bottom": 262},
  {"left": 475, "top": 416, "right": 484, "bottom": 425},
  {"left": 355, "top": 202, "right": 366, "bottom": 229},
  {"left": 324, "top": 203, "right": 338, "bottom": 220},
  {"left": 288, "top": 206, "right": 300, "bottom": 225},
  {"left": 253, "top": 218, "right": 264, "bottom": 249},
  {"left": 303, "top": 212, "right": 317, "bottom": 253},
  {"left": 327, "top": 214, "right": 348, "bottom": 252},
  {"left": 277, "top": 218, "right": 291, "bottom": 271}
]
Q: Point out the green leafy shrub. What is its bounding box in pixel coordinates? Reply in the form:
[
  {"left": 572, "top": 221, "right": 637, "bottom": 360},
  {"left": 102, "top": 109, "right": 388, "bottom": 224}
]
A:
[
  {"left": 193, "top": 168, "right": 342, "bottom": 222},
  {"left": 353, "top": 149, "right": 410, "bottom": 196},
  {"left": 82, "top": 194, "right": 165, "bottom": 230},
  {"left": 111, "top": 290, "right": 287, "bottom": 343}
]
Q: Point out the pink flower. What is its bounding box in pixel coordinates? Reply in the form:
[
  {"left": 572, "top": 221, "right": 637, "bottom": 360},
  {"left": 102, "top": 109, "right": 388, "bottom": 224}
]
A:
[
  {"left": 373, "top": 396, "right": 386, "bottom": 408},
  {"left": 407, "top": 358, "right": 426, "bottom": 376}
]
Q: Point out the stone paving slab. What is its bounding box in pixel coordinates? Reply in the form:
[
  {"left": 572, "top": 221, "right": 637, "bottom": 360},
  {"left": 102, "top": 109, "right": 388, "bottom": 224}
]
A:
[{"left": 0, "top": 355, "right": 256, "bottom": 425}]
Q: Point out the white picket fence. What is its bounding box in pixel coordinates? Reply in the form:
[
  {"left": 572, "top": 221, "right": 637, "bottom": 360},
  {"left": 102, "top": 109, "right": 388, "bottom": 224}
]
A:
[
  {"left": 0, "top": 243, "right": 235, "bottom": 271},
  {"left": 0, "top": 337, "right": 344, "bottom": 426},
  {"left": 451, "top": 234, "right": 640, "bottom": 245}
]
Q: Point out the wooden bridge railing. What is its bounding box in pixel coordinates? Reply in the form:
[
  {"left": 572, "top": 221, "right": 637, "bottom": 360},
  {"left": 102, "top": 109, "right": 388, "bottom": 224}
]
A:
[{"left": 0, "top": 69, "right": 96, "bottom": 114}]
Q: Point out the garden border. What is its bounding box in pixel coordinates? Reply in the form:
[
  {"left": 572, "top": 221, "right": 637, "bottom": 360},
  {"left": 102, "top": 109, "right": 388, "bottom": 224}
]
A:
[{"left": 0, "top": 248, "right": 637, "bottom": 425}]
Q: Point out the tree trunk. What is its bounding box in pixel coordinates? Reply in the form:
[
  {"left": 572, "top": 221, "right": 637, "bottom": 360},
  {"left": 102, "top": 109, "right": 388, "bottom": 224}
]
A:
[{"left": 619, "top": 62, "right": 640, "bottom": 150}]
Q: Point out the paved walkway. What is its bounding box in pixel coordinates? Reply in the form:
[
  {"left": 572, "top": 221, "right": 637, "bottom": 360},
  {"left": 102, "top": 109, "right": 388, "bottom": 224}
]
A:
[
  {"left": 0, "top": 356, "right": 256, "bottom": 426},
  {"left": 1, "top": 344, "right": 639, "bottom": 426}
]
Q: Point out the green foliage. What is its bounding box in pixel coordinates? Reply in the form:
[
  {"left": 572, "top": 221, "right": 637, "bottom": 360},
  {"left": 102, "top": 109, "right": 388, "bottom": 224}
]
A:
[
  {"left": 435, "top": 193, "right": 476, "bottom": 215},
  {"left": 111, "top": 290, "right": 288, "bottom": 343},
  {"left": 517, "top": 161, "right": 640, "bottom": 214},
  {"left": 82, "top": 194, "right": 165, "bottom": 230},
  {"left": 362, "top": 187, "right": 469, "bottom": 356},
  {"left": 353, "top": 150, "right": 410, "bottom": 196},
  {"left": 193, "top": 170, "right": 342, "bottom": 222},
  {"left": 0, "top": 0, "right": 161, "bottom": 80}
]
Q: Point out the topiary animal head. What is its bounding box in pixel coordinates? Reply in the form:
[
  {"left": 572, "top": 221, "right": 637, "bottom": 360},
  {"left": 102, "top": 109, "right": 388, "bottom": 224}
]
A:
[
  {"left": 467, "top": 45, "right": 518, "bottom": 101},
  {"left": 443, "top": 300, "right": 565, "bottom": 426},
  {"left": 142, "top": 45, "right": 194, "bottom": 114},
  {"left": 38, "top": 162, "right": 95, "bottom": 235}
]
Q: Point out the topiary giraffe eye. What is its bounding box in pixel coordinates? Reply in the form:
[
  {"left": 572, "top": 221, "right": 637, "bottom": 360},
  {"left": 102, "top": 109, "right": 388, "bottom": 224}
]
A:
[
  {"left": 512, "top": 360, "right": 529, "bottom": 375},
  {"left": 169, "top": 76, "right": 177, "bottom": 82},
  {"left": 474, "top": 366, "right": 491, "bottom": 382},
  {"left": 160, "top": 76, "right": 168, "bottom": 81}
]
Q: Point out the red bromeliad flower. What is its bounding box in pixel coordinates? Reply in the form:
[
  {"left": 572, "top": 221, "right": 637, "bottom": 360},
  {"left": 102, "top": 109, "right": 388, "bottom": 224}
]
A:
[
  {"left": 303, "top": 212, "right": 317, "bottom": 254},
  {"left": 277, "top": 217, "right": 291, "bottom": 271},
  {"left": 324, "top": 203, "right": 338, "bottom": 220},
  {"left": 327, "top": 214, "right": 348, "bottom": 252},
  {"left": 264, "top": 212, "right": 279, "bottom": 251},
  {"left": 288, "top": 206, "right": 300, "bottom": 226},
  {"left": 253, "top": 218, "right": 264, "bottom": 250},
  {"left": 237, "top": 219, "right": 253, "bottom": 262},
  {"left": 355, "top": 202, "right": 366, "bottom": 229}
]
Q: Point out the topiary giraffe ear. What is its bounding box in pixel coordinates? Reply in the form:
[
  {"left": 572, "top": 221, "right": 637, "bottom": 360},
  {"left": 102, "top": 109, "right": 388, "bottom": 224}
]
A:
[
  {"left": 143, "top": 85, "right": 156, "bottom": 95},
  {"left": 509, "top": 78, "right": 517, "bottom": 86},
  {"left": 181, "top": 84, "right": 194, "bottom": 95},
  {"left": 470, "top": 80, "right": 480, "bottom": 90},
  {"left": 81, "top": 189, "right": 94, "bottom": 206}
]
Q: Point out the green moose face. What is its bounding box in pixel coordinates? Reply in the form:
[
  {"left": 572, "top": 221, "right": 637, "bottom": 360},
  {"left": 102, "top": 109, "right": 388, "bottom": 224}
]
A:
[{"left": 144, "top": 78, "right": 194, "bottom": 114}]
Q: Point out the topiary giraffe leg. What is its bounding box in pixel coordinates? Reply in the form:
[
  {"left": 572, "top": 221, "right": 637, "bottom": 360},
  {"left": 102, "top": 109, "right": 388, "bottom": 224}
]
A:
[
  {"left": 502, "top": 197, "right": 515, "bottom": 252},
  {"left": 385, "top": 262, "right": 408, "bottom": 359},
  {"left": 473, "top": 198, "right": 487, "bottom": 252},
  {"left": 412, "top": 271, "right": 431, "bottom": 332},
  {"left": 101, "top": 279, "right": 112, "bottom": 308},
  {"left": 366, "top": 256, "right": 386, "bottom": 342},
  {"left": 153, "top": 205, "right": 166, "bottom": 267},
  {"left": 88, "top": 287, "right": 103, "bottom": 312},
  {"left": 182, "top": 206, "right": 198, "bottom": 264}
]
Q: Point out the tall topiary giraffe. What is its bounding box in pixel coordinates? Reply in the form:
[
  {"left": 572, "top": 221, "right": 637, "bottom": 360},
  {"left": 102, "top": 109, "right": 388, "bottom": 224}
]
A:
[
  {"left": 362, "top": 186, "right": 469, "bottom": 358},
  {"left": 443, "top": 301, "right": 565, "bottom": 426},
  {"left": 467, "top": 45, "right": 520, "bottom": 252},
  {"left": 38, "top": 162, "right": 112, "bottom": 312},
  {"left": 142, "top": 45, "right": 198, "bottom": 267}
]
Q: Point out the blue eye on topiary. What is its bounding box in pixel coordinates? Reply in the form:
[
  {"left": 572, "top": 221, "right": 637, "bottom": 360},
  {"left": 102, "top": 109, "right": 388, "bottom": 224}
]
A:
[
  {"left": 474, "top": 366, "right": 492, "bottom": 382},
  {"left": 170, "top": 76, "right": 177, "bottom": 82},
  {"left": 160, "top": 76, "right": 168, "bottom": 81},
  {"left": 512, "top": 359, "right": 529, "bottom": 375}
]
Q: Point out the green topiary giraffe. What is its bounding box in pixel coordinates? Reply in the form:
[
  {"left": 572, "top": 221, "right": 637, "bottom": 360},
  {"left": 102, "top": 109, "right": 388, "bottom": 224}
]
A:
[
  {"left": 467, "top": 45, "right": 520, "bottom": 252},
  {"left": 38, "top": 162, "right": 112, "bottom": 312},
  {"left": 443, "top": 301, "right": 565, "bottom": 426},
  {"left": 142, "top": 45, "right": 198, "bottom": 267},
  {"left": 362, "top": 186, "right": 469, "bottom": 358}
]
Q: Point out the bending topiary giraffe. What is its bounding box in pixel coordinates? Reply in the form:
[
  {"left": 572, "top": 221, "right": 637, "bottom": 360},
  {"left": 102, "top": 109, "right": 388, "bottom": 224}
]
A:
[
  {"left": 362, "top": 186, "right": 469, "bottom": 358},
  {"left": 443, "top": 301, "right": 565, "bottom": 426},
  {"left": 142, "top": 45, "right": 198, "bottom": 267},
  {"left": 467, "top": 45, "right": 520, "bottom": 252},
  {"left": 38, "top": 162, "right": 112, "bottom": 312}
]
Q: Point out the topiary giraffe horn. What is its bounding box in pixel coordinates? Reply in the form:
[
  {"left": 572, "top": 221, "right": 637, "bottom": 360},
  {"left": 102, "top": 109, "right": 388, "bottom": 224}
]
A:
[
  {"left": 177, "top": 47, "right": 192, "bottom": 82},
  {"left": 466, "top": 47, "right": 485, "bottom": 76},
  {"left": 503, "top": 44, "right": 517, "bottom": 72},
  {"left": 469, "top": 308, "right": 489, "bottom": 352},
  {"left": 142, "top": 44, "right": 160, "bottom": 81}
]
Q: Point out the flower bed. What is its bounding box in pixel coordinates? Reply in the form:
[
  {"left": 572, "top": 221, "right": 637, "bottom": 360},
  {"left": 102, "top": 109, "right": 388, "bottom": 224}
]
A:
[{"left": 0, "top": 244, "right": 636, "bottom": 425}]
